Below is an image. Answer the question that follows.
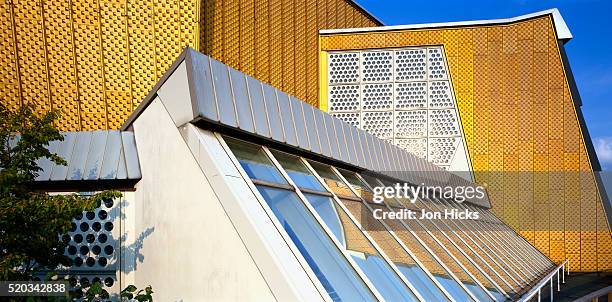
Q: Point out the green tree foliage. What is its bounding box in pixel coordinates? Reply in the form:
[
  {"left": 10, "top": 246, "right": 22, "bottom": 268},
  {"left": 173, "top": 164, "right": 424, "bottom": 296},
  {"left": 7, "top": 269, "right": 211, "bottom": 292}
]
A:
[
  {"left": 0, "top": 104, "right": 121, "bottom": 281},
  {"left": 0, "top": 104, "right": 143, "bottom": 300}
]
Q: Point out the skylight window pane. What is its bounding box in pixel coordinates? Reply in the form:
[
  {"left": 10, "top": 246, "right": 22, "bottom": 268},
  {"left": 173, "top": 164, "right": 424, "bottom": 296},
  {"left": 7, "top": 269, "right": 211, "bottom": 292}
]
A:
[
  {"left": 302, "top": 193, "right": 420, "bottom": 302},
  {"left": 270, "top": 150, "right": 326, "bottom": 192},
  {"left": 425, "top": 198, "right": 524, "bottom": 290},
  {"left": 358, "top": 175, "right": 493, "bottom": 301},
  {"left": 308, "top": 161, "right": 357, "bottom": 198},
  {"left": 337, "top": 169, "right": 375, "bottom": 201},
  {"left": 255, "top": 186, "right": 376, "bottom": 302},
  {"left": 371, "top": 202, "right": 476, "bottom": 302},
  {"left": 224, "top": 138, "right": 288, "bottom": 185},
  {"left": 338, "top": 197, "right": 449, "bottom": 301},
  {"left": 380, "top": 187, "right": 508, "bottom": 299}
]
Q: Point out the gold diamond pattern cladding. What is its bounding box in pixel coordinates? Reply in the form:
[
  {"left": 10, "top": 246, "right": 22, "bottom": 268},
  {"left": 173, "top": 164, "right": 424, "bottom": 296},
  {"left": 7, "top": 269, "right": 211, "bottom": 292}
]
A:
[
  {"left": 1, "top": 0, "right": 379, "bottom": 131},
  {"left": 320, "top": 15, "right": 612, "bottom": 272}
]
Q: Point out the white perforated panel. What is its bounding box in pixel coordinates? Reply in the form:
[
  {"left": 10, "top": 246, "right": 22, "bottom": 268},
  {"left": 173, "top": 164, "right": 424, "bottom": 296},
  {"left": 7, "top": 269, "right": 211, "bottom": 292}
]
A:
[
  {"left": 428, "top": 81, "right": 453, "bottom": 108},
  {"left": 427, "top": 48, "right": 448, "bottom": 80},
  {"left": 328, "top": 53, "right": 359, "bottom": 84},
  {"left": 362, "top": 111, "right": 393, "bottom": 139},
  {"left": 428, "top": 109, "right": 460, "bottom": 137},
  {"left": 328, "top": 85, "right": 360, "bottom": 112},
  {"left": 331, "top": 112, "right": 360, "bottom": 128},
  {"left": 361, "top": 51, "right": 393, "bottom": 82},
  {"left": 361, "top": 83, "right": 393, "bottom": 111},
  {"left": 57, "top": 195, "right": 120, "bottom": 299},
  {"left": 395, "top": 82, "right": 427, "bottom": 110},
  {"left": 395, "top": 110, "right": 427, "bottom": 138},
  {"left": 429, "top": 137, "right": 460, "bottom": 166},
  {"left": 395, "top": 49, "right": 426, "bottom": 82},
  {"left": 396, "top": 138, "right": 427, "bottom": 159},
  {"left": 327, "top": 46, "right": 470, "bottom": 175}
]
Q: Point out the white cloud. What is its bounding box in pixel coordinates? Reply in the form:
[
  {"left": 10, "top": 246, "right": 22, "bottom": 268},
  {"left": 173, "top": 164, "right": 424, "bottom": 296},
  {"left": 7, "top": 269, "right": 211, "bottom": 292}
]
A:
[{"left": 594, "top": 137, "right": 612, "bottom": 170}]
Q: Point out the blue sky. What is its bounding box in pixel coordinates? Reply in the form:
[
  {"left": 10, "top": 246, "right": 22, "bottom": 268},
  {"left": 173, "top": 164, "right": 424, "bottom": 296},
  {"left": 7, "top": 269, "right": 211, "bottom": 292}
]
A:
[{"left": 356, "top": 0, "right": 612, "bottom": 170}]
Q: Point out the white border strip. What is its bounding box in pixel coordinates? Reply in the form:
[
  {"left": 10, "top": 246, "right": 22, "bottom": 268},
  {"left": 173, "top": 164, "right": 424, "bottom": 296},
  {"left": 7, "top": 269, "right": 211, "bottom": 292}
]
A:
[{"left": 320, "top": 8, "right": 572, "bottom": 40}]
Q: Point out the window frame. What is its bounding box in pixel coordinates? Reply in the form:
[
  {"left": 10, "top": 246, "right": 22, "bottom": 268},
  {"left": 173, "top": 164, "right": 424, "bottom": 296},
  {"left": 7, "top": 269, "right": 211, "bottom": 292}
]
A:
[
  {"left": 353, "top": 173, "right": 501, "bottom": 301},
  {"left": 220, "top": 135, "right": 373, "bottom": 302}
]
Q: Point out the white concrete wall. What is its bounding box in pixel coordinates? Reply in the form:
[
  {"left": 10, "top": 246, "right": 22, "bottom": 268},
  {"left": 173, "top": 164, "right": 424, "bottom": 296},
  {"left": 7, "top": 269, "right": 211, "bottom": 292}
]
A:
[{"left": 127, "top": 98, "right": 275, "bottom": 301}]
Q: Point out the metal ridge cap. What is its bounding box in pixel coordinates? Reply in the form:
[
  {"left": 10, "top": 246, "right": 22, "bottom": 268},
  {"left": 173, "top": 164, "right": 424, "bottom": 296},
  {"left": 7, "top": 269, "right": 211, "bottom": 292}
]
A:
[
  {"left": 319, "top": 8, "right": 572, "bottom": 40},
  {"left": 347, "top": 0, "right": 385, "bottom": 26}
]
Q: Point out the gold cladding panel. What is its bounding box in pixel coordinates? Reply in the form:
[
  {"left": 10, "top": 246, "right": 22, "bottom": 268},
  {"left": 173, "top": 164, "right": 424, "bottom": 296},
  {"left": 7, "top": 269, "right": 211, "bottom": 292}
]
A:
[
  {"left": 319, "top": 15, "right": 612, "bottom": 272},
  {"left": 1, "top": 0, "right": 376, "bottom": 129}
]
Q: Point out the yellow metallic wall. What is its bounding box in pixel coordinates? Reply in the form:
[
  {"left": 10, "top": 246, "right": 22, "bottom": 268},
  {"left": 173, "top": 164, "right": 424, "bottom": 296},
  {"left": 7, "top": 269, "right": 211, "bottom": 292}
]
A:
[
  {"left": 319, "top": 15, "right": 612, "bottom": 272},
  {"left": 199, "top": 0, "right": 379, "bottom": 105},
  {"left": 0, "top": 0, "right": 378, "bottom": 131}
]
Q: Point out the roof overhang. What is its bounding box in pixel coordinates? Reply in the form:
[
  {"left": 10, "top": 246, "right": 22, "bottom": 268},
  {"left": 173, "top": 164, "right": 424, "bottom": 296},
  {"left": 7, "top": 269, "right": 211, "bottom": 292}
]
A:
[
  {"left": 122, "top": 47, "right": 492, "bottom": 208},
  {"left": 320, "top": 8, "right": 572, "bottom": 41},
  {"left": 15, "top": 130, "right": 142, "bottom": 191}
]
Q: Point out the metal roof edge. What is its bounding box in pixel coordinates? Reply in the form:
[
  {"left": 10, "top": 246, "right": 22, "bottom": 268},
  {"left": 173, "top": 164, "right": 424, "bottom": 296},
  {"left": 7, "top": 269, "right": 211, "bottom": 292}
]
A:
[
  {"left": 319, "top": 8, "right": 572, "bottom": 40},
  {"left": 347, "top": 0, "right": 385, "bottom": 26}
]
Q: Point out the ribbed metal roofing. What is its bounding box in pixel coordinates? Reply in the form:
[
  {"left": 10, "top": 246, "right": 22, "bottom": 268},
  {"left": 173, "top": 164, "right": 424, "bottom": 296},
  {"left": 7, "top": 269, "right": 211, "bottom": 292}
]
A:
[
  {"left": 10, "top": 131, "right": 141, "bottom": 184},
  {"left": 122, "top": 48, "right": 490, "bottom": 207}
]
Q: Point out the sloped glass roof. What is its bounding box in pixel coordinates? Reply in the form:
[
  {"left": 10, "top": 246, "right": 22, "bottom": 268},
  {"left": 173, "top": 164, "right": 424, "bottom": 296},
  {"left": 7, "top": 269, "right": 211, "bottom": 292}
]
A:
[{"left": 223, "top": 137, "right": 555, "bottom": 302}]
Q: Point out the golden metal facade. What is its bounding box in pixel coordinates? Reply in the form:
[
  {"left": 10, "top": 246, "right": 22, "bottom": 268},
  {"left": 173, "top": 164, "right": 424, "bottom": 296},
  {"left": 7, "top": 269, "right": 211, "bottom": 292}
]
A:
[
  {"left": 197, "top": 0, "right": 379, "bottom": 103},
  {"left": 1, "top": 0, "right": 378, "bottom": 131},
  {"left": 319, "top": 15, "right": 612, "bottom": 272}
]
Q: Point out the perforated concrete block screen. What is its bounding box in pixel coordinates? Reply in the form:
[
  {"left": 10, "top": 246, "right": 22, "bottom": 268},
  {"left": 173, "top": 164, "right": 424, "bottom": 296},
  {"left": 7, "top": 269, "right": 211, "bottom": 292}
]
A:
[
  {"left": 326, "top": 46, "right": 471, "bottom": 173},
  {"left": 58, "top": 196, "right": 120, "bottom": 299}
]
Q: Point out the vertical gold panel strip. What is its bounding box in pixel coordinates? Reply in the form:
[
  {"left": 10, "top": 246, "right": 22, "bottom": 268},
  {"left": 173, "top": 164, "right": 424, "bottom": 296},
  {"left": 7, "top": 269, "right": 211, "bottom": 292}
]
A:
[
  {"left": 74, "top": 0, "right": 106, "bottom": 130},
  {"left": 154, "top": 0, "right": 178, "bottom": 78},
  {"left": 254, "top": 0, "right": 269, "bottom": 82},
  {"left": 336, "top": 0, "right": 345, "bottom": 28},
  {"left": 327, "top": 0, "right": 336, "bottom": 29},
  {"left": 223, "top": 0, "right": 239, "bottom": 68},
  {"left": 240, "top": 0, "right": 255, "bottom": 75},
  {"left": 316, "top": 0, "right": 327, "bottom": 30},
  {"left": 281, "top": 0, "right": 294, "bottom": 92},
  {"left": 212, "top": 0, "right": 223, "bottom": 60},
  {"left": 45, "top": 0, "right": 80, "bottom": 130},
  {"left": 305, "top": 0, "right": 317, "bottom": 105},
  {"left": 268, "top": 0, "right": 282, "bottom": 88},
  {"left": 179, "top": 0, "right": 197, "bottom": 51},
  {"left": 1, "top": 0, "right": 21, "bottom": 112},
  {"left": 101, "top": 0, "right": 130, "bottom": 129},
  {"left": 40, "top": 0, "right": 52, "bottom": 115},
  {"left": 202, "top": 0, "right": 214, "bottom": 55},
  {"left": 14, "top": 0, "right": 49, "bottom": 115},
  {"left": 294, "top": 0, "right": 305, "bottom": 99},
  {"left": 128, "top": 0, "right": 155, "bottom": 108},
  {"left": 319, "top": 51, "right": 327, "bottom": 112}
]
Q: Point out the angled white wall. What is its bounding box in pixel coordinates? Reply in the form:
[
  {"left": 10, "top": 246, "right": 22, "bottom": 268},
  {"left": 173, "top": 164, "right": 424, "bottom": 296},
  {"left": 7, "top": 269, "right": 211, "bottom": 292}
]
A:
[{"left": 127, "top": 97, "right": 275, "bottom": 301}]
